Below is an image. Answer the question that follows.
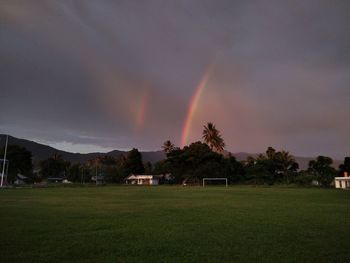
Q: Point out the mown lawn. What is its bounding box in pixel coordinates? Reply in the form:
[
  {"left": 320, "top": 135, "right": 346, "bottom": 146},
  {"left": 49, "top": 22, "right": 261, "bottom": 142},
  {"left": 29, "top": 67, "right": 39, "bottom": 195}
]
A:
[{"left": 0, "top": 185, "right": 349, "bottom": 263}]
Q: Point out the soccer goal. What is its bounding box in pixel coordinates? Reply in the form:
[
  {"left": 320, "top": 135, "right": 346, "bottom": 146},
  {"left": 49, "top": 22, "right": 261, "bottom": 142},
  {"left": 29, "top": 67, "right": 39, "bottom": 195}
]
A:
[{"left": 202, "top": 178, "right": 228, "bottom": 187}]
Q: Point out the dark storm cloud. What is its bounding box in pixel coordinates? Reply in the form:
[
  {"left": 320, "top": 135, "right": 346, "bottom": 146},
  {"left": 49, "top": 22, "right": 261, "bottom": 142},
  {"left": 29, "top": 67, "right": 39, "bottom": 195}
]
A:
[{"left": 0, "top": 0, "right": 349, "bottom": 158}]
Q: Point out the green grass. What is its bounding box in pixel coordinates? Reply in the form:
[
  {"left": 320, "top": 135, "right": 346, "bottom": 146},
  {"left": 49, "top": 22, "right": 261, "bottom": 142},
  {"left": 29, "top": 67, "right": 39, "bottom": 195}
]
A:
[{"left": 0, "top": 186, "right": 349, "bottom": 263}]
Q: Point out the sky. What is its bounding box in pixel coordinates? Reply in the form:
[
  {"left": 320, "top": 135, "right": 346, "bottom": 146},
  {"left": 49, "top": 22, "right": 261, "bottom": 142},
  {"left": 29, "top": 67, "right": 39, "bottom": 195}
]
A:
[{"left": 0, "top": 0, "right": 349, "bottom": 158}]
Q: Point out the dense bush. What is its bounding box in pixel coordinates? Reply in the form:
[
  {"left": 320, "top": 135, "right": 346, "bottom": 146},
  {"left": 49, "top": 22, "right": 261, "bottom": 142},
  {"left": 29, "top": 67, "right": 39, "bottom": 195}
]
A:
[{"left": 165, "top": 142, "right": 244, "bottom": 184}]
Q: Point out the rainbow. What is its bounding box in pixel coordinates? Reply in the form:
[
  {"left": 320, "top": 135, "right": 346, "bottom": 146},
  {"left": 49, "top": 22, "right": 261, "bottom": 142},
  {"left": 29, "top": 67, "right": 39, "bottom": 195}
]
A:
[
  {"left": 180, "top": 66, "right": 212, "bottom": 147},
  {"left": 135, "top": 89, "right": 149, "bottom": 132}
]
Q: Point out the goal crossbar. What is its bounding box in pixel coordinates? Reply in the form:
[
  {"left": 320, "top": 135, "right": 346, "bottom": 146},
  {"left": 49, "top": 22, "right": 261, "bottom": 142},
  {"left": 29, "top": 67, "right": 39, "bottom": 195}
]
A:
[{"left": 202, "top": 178, "right": 228, "bottom": 187}]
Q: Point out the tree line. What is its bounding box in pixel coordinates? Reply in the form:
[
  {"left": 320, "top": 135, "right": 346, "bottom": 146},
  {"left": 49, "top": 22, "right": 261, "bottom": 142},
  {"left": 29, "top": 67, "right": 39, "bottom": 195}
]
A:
[
  {"left": 1, "top": 122, "right": 349, "bottom": 186},
  {"left": 157, "top": 123, "right": 347, "bottom": 187}
]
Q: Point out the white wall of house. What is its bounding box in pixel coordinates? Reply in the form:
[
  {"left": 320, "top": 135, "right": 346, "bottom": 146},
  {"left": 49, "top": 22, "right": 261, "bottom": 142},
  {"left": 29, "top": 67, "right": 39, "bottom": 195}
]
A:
[
  {"left": 335, "top": 177, "right": 350, "bottom": 189},
  {"left": 126, "top": 175, "right": 159, "bottom": 185}
]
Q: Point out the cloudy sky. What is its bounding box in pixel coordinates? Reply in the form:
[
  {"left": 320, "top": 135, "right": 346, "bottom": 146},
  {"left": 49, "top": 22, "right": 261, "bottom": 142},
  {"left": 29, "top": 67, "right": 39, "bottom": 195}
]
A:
[{"left": 1, "top": 0, "right": 349, "bottom": 158}]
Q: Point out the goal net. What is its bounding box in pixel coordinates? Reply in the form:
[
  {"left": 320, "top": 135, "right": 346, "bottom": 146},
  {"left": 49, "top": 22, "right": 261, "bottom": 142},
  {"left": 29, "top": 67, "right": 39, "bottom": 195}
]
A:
[{"left": 202, "top": 178, "right": 228, "bottom": 187}]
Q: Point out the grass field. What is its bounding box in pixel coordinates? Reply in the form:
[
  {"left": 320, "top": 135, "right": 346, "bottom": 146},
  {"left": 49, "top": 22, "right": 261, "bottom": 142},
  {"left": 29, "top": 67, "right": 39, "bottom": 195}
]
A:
[{"left": 0, "top": 186, "right": 349, "bottom": 263}]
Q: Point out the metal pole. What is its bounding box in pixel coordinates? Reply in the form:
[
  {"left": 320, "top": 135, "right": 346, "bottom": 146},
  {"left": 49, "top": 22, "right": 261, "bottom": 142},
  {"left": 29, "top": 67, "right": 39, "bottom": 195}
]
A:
[
  {"left": 5, "top": 161, "right": 9, "bottom": 185},
  {"left": 1, "top": 135, "right": 9, "bottom": 187}
]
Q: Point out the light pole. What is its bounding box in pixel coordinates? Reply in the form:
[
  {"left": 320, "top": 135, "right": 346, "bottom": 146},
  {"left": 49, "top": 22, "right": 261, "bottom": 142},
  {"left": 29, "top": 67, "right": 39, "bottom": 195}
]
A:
[{"left": 1, "top": 135, "right": 9, "bottom": 187}]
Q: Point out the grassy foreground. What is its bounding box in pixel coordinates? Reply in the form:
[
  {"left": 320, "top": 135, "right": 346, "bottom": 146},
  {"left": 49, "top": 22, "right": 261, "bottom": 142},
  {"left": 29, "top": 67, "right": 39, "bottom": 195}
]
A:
[{"left": 0, "top": 186, "right": 349, "bottom": 263}]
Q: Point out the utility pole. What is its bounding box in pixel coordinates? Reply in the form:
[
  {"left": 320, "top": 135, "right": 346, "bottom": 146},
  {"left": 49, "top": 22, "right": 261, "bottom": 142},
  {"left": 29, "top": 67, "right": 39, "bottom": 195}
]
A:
[
  {"left": 95, "top": 165, "right": 98, "bottom": 186},
  {"left": 4, "top": 160, "right": 9, "bottom": 185},
  {"left": 1, "top": 135, "right": 9, "bottom": 187},
  {"left": 81, "top": 166, "right": 83, "bottom": 184},
  {"left": 81, "top": 166, "right": 85, "bottom": 184}
]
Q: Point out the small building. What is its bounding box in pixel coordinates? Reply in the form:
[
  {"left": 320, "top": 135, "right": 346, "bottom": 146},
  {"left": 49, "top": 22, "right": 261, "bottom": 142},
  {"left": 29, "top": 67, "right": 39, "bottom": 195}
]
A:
[
  {"left": 335, "top": 177, "right": 350, "bottom": 189},
  {"left": 335, "top": 172, "right": 350, "bottom": 189},
  {"left": 311, "top": 180, "right": 320, "bottom": 186},
  {"left": 126, "top": 174, "right": 160, "bottom": 185},
  {"left": 62, "top": 179, "right": 72, "bottom": 184},
  {"left": 47, "top": 176, "right": 65, "bottom": 183},
  {"left": 47, "top": 171, "right": 67, "bottom": 183},
  {"left": 14, "top": 174, "right": 30, "bottom": 185},
  {"left": 91, "top": 175, "right": 105, "bottom": 184}
]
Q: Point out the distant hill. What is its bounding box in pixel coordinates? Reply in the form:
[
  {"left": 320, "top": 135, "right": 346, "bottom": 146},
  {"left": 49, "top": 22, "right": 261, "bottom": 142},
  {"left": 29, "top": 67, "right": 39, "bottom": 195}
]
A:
[
  {"left": 0, "top": 135, "right": 165, "bottom": 165},
  {"left": 0, "top": 134, "right": 342, "bottom": 170}
]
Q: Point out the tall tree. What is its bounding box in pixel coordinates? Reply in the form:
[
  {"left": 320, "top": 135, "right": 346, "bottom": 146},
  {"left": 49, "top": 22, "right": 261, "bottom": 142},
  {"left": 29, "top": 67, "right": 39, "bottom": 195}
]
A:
[
  {"left": 202, "top": 122, "right": 225, "bottom": 152},
  {"left": 165, "top": 142, "right": 245, "bottom": 185},
  {"left": 67, "top": 163, "right": 81, "bottom": 182},
  {"left": 144, "top": 161, "right": 153, "bottom": 174},
  {"left": 339, "top": 157, "right": 350, "bottom": 176},
  {"left": 274, "top": 150, "right": 299, "bottom": 183},
  {"left": 162, "top": 140, "right": 175, "bottom": 154},
  {"left": 88, "top": 155, "right": 119, "bottom": 182},
  {"left": 224, "top": 154, "right": 245, "bottom": 182},
  {"left": 308, "top": 156, "right": 336, "bottom": 187},
  {"left": 166, "top": 141, "right": 228, "bottom": 184},
  {"left": 40, "top": 153, "right": 70, "bottom": 179},
  {"left": 244, "top": 147, "right": 299, "bottom": 184},
  {"left": 0, "top": 145, "right": 33, "bottom": 183},
  {"left": 266, "top": 147, "right": 276, "bottom": 160},
  {"left": 120, "top": 148, "right": 145, "bottom": 176}
]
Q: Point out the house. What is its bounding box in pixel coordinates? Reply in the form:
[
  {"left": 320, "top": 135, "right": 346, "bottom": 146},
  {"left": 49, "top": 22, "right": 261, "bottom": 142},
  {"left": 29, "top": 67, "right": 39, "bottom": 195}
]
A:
[
  {"left": 47, "top": 176, "right": 65, "bottom": 183},
  {"left": 91, "top": 175, "right": 105, "bottom": 184},
  {"left": 125, "top": 174, "right": 160, "bottom": 185},
  {"left": 14, "top": 174, "right": 30, "bottom": 185},
  {"left": 335, "top": 172, "right": 350, "bottom": 189}
]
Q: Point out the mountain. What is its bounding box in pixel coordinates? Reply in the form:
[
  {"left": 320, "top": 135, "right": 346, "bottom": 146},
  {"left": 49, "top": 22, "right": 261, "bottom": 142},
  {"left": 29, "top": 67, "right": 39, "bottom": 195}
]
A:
[
  {"left": 0, "top": 134, "right": 342, "bottom": 170},
  {"left": 0, "top": 135, "right": 165, "bottom": 165}
]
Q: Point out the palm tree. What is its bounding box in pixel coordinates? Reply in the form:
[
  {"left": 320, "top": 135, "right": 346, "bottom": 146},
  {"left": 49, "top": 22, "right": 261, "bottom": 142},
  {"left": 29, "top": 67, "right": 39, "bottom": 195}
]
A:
[
  {"left": 266, "top": 147, "right": 276, "bottom": 160},
  {"left": 275, "top": 150, "right": 298, "bottom": 183},
  {"left": 279, "top": 151, "right": 297, "bottom": 167},
  {"left": 162, "top": 140, "right": 175, "bottom": 154},
  {"left": 202, "top": 122, "right": 225, "bottom": 152}
]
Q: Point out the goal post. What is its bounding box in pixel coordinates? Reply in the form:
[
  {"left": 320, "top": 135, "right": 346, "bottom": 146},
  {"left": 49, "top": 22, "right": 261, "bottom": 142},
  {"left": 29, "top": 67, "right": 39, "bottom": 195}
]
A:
[{"left": 202, "top": 178, "right": 228, "bottom": 187}]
